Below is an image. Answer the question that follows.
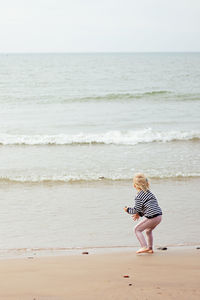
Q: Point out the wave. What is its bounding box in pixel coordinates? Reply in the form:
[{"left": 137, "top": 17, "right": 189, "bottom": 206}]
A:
[
  {"left": 0, "top": 90, "right": 171, "bottom": 105},
  {"left": 176, "top": 93, "right": 200, "bottom": 101},
  {"left": 75, "top": 90, "right": 170, "bottom": 102},
  {"left": 2, "top": 90, "right": 200, "bottom": 105},
  {"left": 0, "top": 172, "right": 199, "bottom": 184},
  {"left": 0, "top": 129, "right": 199, "bottom": 146},
  {"left": 50, "top": 91, "right": 200, "bottom": 103}
]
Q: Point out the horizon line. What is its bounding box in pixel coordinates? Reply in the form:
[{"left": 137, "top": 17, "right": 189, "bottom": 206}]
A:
[{"left": 0, "top": 51, "right": 200, "bottom": 54}]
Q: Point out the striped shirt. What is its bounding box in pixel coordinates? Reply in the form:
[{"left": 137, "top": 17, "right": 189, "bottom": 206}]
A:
[{"left": 127, "top": 190, "right": 162, "bottom": 219}]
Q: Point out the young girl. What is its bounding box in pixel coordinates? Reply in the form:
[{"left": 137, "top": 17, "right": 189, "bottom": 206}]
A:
[{"left": 124, "top": 173, "right": 162, "bottom": 254}]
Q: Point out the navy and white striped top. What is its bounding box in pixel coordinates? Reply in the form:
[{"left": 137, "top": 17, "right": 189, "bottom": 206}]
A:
[{"left": 127, "top": 190, "right": 162, "bottom": 219}]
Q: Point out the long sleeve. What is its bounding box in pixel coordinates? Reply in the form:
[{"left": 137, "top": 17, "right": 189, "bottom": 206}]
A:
[
  {"left": 127, "top": 207, "right": 136, "bottom": 214},
  {"left": 127, "top": 195, "right": 144, "bottom": 216},
  {"left": 127, "top": 190, "right": 162, "bottom": 218},
  {"left": 134, "top": 196, "right": 143, "bottom": 214}
]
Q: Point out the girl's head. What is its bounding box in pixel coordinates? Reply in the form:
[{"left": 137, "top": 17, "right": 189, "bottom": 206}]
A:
[{"left": 133, "top": 173, "right": 149, "bottom": 192}]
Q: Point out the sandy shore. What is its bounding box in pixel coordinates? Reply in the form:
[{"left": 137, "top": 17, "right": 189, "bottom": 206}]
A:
[{"left": 0, "top": 249, "right": 199, "bottom": 300}]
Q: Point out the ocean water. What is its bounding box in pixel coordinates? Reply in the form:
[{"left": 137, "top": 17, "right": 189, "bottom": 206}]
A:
[{"left": 0, "top": 53, "right": 199, "bottom": 255}]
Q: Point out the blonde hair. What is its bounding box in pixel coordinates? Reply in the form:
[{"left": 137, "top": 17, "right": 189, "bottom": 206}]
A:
[{"left": 133, "top": 173, "right": 149, "bottom": 192}]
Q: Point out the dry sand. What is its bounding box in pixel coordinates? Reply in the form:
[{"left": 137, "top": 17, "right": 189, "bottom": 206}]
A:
[{"left": 0, "top": 249, "right": 199, "bottom": 300}]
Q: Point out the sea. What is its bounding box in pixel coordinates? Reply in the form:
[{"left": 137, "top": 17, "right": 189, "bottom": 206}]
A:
[{"left": 0, "top": 52, "right": 199, "bottom": 257}]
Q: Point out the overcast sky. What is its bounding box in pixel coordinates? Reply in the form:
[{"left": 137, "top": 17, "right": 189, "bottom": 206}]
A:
[{"left": 0, "top": 0, "right": 199, "bottom": 53}]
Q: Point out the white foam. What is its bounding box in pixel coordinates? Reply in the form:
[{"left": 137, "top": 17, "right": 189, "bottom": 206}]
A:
[
  {"left": 0, "top": 172, "right": 199, "bottom": 184},
  {"left": 0, "top": 128, "right": 199, "bottom": 145}
]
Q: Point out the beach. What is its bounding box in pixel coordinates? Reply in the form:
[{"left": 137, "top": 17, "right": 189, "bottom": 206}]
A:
[
  {"left": 0, "top": 52, "right": 199, "bottom": 298},
  {"left": 0, "top": 248, "right": 199, "bottom": 300}
]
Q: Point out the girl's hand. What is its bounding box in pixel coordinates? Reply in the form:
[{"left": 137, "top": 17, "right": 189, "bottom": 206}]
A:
[
  {"left": 123, "top": 206, "right": 128, "bottom": 212},
  {"left": 132, "top": 214, "right": 140, "bottom": 221}
]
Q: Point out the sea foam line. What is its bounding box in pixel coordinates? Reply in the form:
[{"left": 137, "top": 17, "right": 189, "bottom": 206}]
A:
[
  {"left": 0, "top": 129, "right": 199, "bottom": 145},
  {"left": 0, "top": 172, "right": 199, "bottom": 184}
]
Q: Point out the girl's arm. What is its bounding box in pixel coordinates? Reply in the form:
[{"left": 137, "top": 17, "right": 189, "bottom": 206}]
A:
[
  {"left": 123, "top": 206, "right": 140, "bottom": 221},
  {"left": 125, "top": 196, "right": 143, "bottom": 216},
  {"left": 123, "top": 206, "right": 137, "bottom": 214}
]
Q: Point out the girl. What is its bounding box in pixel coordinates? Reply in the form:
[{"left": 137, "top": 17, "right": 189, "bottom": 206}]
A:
[{"left": 124, "top": 173, "right": 162, "bottom": 254}]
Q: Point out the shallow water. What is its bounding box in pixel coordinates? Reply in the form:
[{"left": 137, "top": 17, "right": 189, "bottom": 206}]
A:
[
  {"left": 0, "top": 53, "right": 199, "bottom": 254},
  {"left": 0, "top": 178, "right": 199, "bottom": 252}
]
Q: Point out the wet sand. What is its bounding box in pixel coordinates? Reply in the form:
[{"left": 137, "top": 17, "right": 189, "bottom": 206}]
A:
[{"left": 0, "top": 248, "right": 199, "bottom": 300}]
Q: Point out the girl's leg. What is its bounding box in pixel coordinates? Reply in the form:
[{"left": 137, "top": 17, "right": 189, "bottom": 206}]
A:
[
  {"left": 145, "top": 215, "right": 162, "bottom": 249},
  {"left": 135, "top": 216, "right": 162, "bottom": 249},
  {"left": 146, "top": 228, "right": 153, "bottom": 249},
  {"left": 134, "top": 218, "right": 149, "bottom": 248}
]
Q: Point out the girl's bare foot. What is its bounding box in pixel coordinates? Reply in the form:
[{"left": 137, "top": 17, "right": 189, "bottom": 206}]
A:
[
  {"left": 136, "top": 247, "right": 149, "bottom": 254},
  {"left": 136, "top": 247, "right": 154, "bottom": 254},
  {"left": 146, "top": 248, "right": 154, "bottom": 253}
]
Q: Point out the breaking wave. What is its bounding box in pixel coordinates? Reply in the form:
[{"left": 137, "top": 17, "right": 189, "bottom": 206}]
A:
[{"left": 0, "top": 129, "right": 199, "bottom": 146}]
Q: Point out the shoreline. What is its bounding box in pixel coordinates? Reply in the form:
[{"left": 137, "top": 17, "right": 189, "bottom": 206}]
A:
[
  {"left": 0, "top": 244, "right": 199, "bottom": 260},
  {"left": 0, "top": 248, "right": 199, "bottom": 300}
]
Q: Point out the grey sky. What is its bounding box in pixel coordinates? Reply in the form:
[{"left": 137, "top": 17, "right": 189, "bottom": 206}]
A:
[{"left": 0, "top": 0, "right": 199, "bottom": 52}]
